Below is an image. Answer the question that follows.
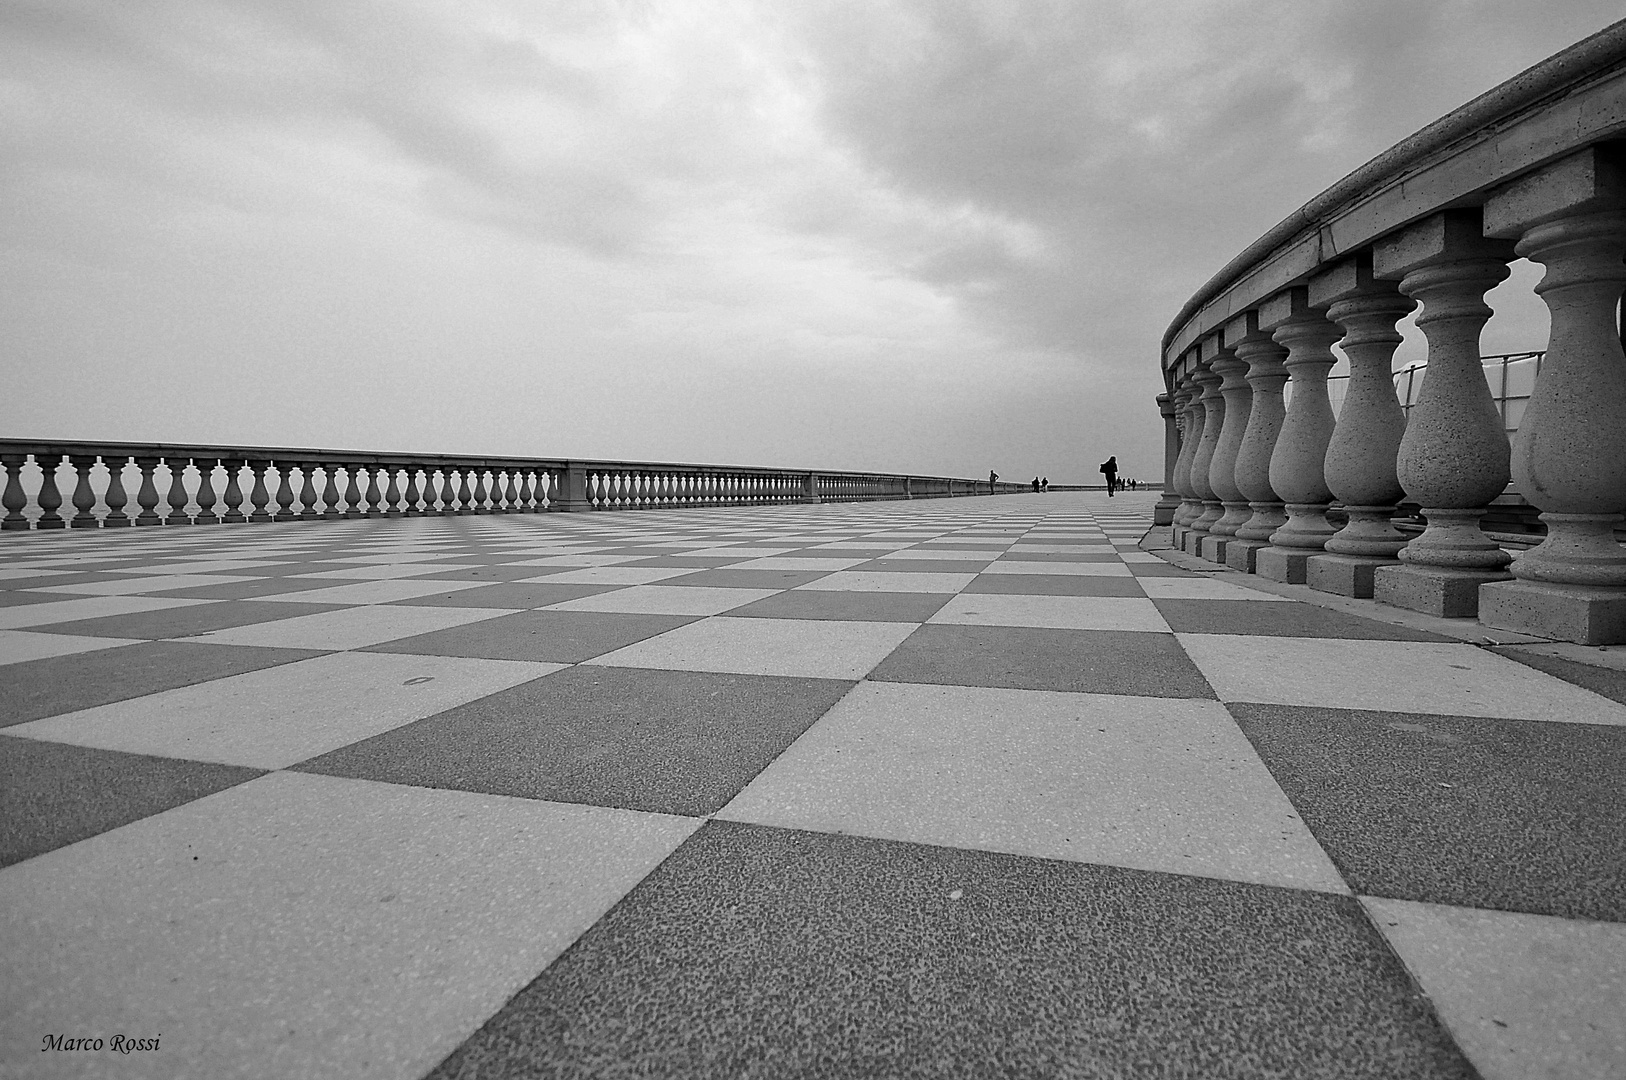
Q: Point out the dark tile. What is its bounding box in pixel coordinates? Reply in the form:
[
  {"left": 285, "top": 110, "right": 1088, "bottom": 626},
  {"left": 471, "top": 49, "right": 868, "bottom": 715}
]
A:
[
  {"left": 965, "top": 574, "right": 1146, "bottom": 597},
  {"left": 296, "top": 667, "right": 853, "bottom": 816},
  {"left": 1129, "top": 562, "right": 1199, "bottom": 577},
  {"left": 870, "top": 625, "right": 1215, "bottom": 698},
  {"left": 365, "top": 610, "right": 696, "bottom": 662},
  {"left": 661, "top": 568, "right": 830, "bottom": 589},
  {"left": 0, "top": 641, "right": 325, "bottom": 727},
  {"left": 621, "top": 555, "right": 751, "bottom": 568},
  {"left": 384, "top": 581, "right": 625, "bottom": 608},
  {"left": 145, "top": 576, "right": 338, "bottom": 600},
  {"left": 726, "top": 589, "right": 950, "bottom": 623},
  {"left": 0, "top": 590, "right": 82, "bottom": 608},
  {"left": 2, "top": 571, "right": 151, "bottom": 590},
  {"left": 1153, "top": 599, "right": 1456, "bottom": 641},
  {"left": 852, "top": 559, "right": 992, "bottom": 573},
  {"left": 409, "top": 565, "right": 565, "bottom": 582},
  {"left": 1230, "top": 702, "right": 1626, "bottom": 921},
  {"left": 32, "top": 600, "right": 346, "bottom": 640},
  {"left": 1492, "top": 646, "right": 1626, "bottom": 708},
  {"left": 995, "top": 550, "right": 1122, "bottom": 562},
  {"left": 429, "top": 821, "right": 1475, "bottom": 1080},
  {"left": 0, "top": 737, "right": 264, "bottom": 867}
]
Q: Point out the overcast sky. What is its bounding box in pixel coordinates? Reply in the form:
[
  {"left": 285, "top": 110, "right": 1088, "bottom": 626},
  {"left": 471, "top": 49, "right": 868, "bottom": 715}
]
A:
[{"left": 4, "top": 1, "right": 1620, "bottom": 483}]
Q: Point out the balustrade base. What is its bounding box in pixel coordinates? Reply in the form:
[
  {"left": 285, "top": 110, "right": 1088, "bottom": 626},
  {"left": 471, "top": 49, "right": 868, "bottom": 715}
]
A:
[
  {"left": 1198, "top": 535, "right": 1231, "bottom": 565},
  {"left": 1224, "top": 538, "right": 1271, "bottom": 574},
  {"left": 1373, "top": 564, "right": 1511, "bottom": 619},
  {"left": 1255, "top": 546, "right": 1316, "bottom": 585},
  {"left": 1478, "top": 580, "right": 1626, "bottom": 645},
  {"left": 1153, "top": 499, "right": 1178, "bottom": 526},
  {"left": 1181, "top": 529, "right": 1211, "bottom": 556},
  {"left": 1306, "top": 553, "right": 1399, "bottom": 599}
]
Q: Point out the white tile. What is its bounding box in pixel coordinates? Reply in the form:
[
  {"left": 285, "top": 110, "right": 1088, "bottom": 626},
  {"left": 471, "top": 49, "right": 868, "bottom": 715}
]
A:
[
  {"left": 505, "top": 554, "right": 649, "bottom": 567},
  {"left": 929, "top": 594, "right": 1171, "bottom": 632},
  {"left": 189, "top": 604, "right": 510, "bottom": 651},
  {"left": 1363, "top": 897, "right": 1626, "bottom": 1080},
  {"left": 0, "top": 595, "right": 217, "bottom": 631},
  {"left": 105, "top": 560, "right": 283, "bottom": 575},
  {"left": 6, "top": 651, "right": 558, "bottom": 768},
  {"left": 585, "top": 616, "right": 915, "bottom": 679},
  {"left": 1117, "top": 551, "right": 1168, "bottom": 564},
  {"left": 0, "top": 630, "right": 144, "bottom": 666},
  {"left": 0, "top": 772, "right": 697, "bottom": 1080},
  {"left": 296, "top": 563, "right": 486, "bottom": 580},
  {"left": 256, "top": 578, "right": 491, "bottom": 605},
  {"left": 674, "top": 546, "right": 799, "bottom": 558},
  {"left": 520, "top": 566, "right": 701, "bottom": 586},
  {"left": 34, "top": 574, "right": 260, "bottom": 596},
  {"left": 1138, "top": 577, "right": 1294, "bottom": 601},
  {"left": 876, "top": 549, "right": 996, "bottom": 562},
  {"left": 794, "top": 571, "right": 975, "bottom": 594},
  {"left": 980, "top": 560, "right": 1132, "bottom": 576},
  {"left": 1176, "top": 635, "right": 1626, "bottom": 723},
  {"left": 720, "top": 682, "right": 1347, "bottom": 893},
  {"left": 730, "top": 557, "right": 870, "bottom": 571},
  {"left": 546, "top": 585, "right": 778, "bottom": 617}
]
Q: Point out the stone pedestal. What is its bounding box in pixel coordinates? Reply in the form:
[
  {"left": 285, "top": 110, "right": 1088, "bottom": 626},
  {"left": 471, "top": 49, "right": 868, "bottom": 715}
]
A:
[
  {"left": 553, "top": 464, "right": 593, "bottom": 512},
  {"left": 1256, "top": 546, "right": 1315, "bottom": 584},
  {"left": 1223, "top": 538, "right": 1269, "bottom": 573},
  {"left": 1306, "top": 552, "right": 1398, "bottom": 598},
  {"left": 1199, "top": 535, "right": 1230, "bottom": 564},
  {"left": 1479, "top": 580, "right": 1626, "bottom": 645},
  {"left": 1373, "top": 564, "right": 1504, "bottom": 618}
]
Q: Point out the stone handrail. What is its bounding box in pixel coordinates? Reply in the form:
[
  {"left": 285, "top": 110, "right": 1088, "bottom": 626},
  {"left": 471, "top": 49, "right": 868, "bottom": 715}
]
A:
[
  {"left": 1156, "top": 19, "right": 1626, "bottom": 644},
  {"left": 0, "top": 439, "right": 1029, "bottom": 530}
]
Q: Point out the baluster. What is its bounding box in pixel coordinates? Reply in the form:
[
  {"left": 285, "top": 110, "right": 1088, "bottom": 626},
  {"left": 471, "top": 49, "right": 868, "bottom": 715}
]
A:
[
  {"left": 1200, "top": 341, "right": 1252, "bottom": 563},
  {"left": 247, "top": 460, "right": 273, "bottom": 523},
  {"left": 450, "top": 469, "right": 468, "bottom": 514},
  {"left": 221, "top": 459, "right": 247, "bottom": 523},
  {"left": 69, "top": 454, "right": 100, "bottom": 528},
  {"left": 364, "top": 467, "right": 383, "bottom": 516},
  {"left": 194, "top": 458, "right": 220, "bottom": 524},
  {"left": 402, "top": 467, "right": 421, "bottom": 516},
  {"left": 32, "top": 452, "right": 66, "bottom": 529},
  {"left": 163, "top": 457, "right": 193, "bottom": 525},
  {"left": 273, "top": 463, "right": 298, "bottom": 521},
  {"left": 320, "top": 465, "right": 342, "bottom": 519},
  {"left": 1307, "top": 258, "right": 1416, "bottom": 596},
  {"left": 134, "top": 456, "right": 163, "bottom": 525},
  {"left": 102, "top": 455, "right": 130, "bottom": 527},
  {"left": 1224, "top": 315, "right": 1290, "bottom": 572},
  {"left": 466, "top": 469, "right": 484, "bottom": 513},
  {"left": 344, "top": 465, "right": 365, "bottom": 518},
  {"left": 1372, "top": 210, "right": 1516, "bottom": 617},
  {"left": 1170, "top": 372, "right": 1204, "bottom": 541},
  {"left": 439, "top": 468, "right": 457, "bottom": 515},
  {"left": 1153, "top": 394, "right": 1180, "bottom": 525},
  {"left": 516, "top": 469, "right": 533, "bottom": 512},
  {"left": 1480, "top": 149, "right": 1626, "bottom": 642},
  {"left": 1255, "top": 291, "right": 1342, "bottom": 583},
  {"left": 298, "top": 463, "right": 319, "bottom": 519},
  {"left": 0, "top": 454, "right": 26, "bottom": 530},
  {"left": 1183, "top": 360, "right": 1224, "bottom": 552},
  {"left": 384, "top": 467, "right": 403, "bottom": 517},
  {"left": 501, "top": 469, "right": 517, "bottom": 512}
]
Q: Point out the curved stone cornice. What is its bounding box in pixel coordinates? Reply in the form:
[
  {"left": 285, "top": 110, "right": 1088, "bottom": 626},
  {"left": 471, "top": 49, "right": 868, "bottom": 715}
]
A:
[{"left": 1162, "top": 18, "right": 1626, "bottom": 378}]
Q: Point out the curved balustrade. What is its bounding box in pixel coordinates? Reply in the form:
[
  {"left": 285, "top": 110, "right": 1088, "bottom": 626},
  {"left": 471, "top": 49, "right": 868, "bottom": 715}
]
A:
[
  {"left": 1159, "top": 19, "right": 1626, "bottom": 642},
  {"left": 0, "top": 440, "right": 1029, "bottom": 532}
]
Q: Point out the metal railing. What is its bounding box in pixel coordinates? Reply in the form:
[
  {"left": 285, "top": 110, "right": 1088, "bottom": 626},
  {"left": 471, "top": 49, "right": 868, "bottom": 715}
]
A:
[{"left": 1319, "top": 351, "right": 1545, "bottom": 433}]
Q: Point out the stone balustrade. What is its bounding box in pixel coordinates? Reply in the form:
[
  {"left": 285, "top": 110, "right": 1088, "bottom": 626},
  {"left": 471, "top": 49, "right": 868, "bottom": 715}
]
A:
[
  {"left": 0, "top": 440, "right": 1029, "bottom": 531},
  {"left": 1157, "top": 19, "right": 1626, "bottom": 643}
]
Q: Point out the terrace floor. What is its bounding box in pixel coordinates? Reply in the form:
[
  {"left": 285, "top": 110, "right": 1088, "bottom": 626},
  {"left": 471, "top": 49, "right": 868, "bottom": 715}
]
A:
[{"left": 1, "top": 491, "right": 1623, "bottom": 1080}]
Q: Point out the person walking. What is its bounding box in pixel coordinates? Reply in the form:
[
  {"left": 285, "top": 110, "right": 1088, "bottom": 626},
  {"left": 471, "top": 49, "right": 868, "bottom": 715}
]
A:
[
  {"left": 1100, "top": 456, "right": 1118, "bottom": 496},
  {"left": 989, "top": 470, "right": 998, "bottom": 495}
]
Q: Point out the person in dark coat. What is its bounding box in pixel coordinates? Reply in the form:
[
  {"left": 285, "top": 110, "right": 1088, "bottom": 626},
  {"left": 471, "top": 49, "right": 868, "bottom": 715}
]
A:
[{"left": 1100, "top": 456, "right": 1118, "bottom": 496}]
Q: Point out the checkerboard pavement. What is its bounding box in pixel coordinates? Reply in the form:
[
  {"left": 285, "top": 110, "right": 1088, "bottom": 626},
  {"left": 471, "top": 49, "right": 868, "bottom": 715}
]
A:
[{"left": 2, "top": 492, "right": 1623, "bottom": 1079}]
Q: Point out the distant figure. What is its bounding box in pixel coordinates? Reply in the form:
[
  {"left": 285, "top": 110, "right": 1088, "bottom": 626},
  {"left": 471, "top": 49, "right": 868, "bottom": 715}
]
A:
[
  {"left": 1032, "top": 477, "right": 1041, "bottom": 493},
  {"left": 989, "top": 470, "right": 998, "bottom": 495},
  {"left": 1100, "top": 456, "right": 1118, "bottom": 496},
  {"left": 1041, "top": 477, "right": 1049, "bottom": 492}
]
